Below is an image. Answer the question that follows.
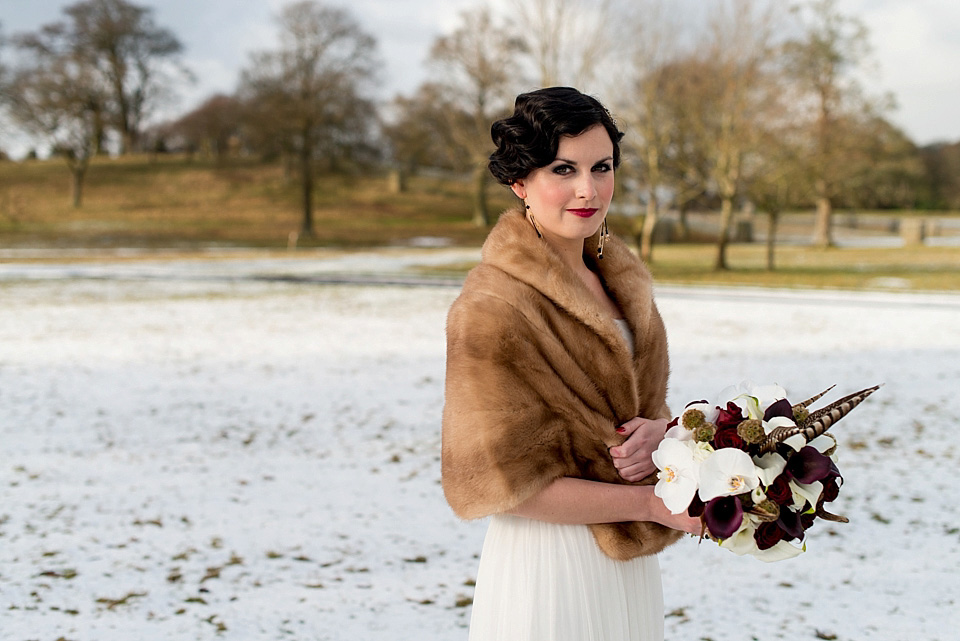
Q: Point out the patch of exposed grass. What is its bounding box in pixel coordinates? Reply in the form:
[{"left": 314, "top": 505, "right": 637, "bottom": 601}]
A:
[
  {"left": 0, "top": 155, "right": 513, "bottom": 248},
  {"left": 2, "top": 155, "right": 958, "bottom": 292}
]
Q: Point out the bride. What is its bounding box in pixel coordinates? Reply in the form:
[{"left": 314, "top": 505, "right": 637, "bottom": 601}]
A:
[{"left": 441, "top": 87, "right": 701, "bottom": 641}]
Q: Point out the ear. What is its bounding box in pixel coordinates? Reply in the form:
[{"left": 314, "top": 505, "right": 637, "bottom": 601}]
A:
[{"left": 510, "top": 180, "right": 526, "bottom": 200}]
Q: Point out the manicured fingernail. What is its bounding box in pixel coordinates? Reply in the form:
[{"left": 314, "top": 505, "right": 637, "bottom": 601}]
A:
[{"left": 616, "top": 426, "right": 626, "bottom": 433}]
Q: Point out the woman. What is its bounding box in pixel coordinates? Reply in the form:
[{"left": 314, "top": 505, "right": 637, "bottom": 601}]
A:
[{"left": 441, "top": 87, "right": 701, "bottom": 641}]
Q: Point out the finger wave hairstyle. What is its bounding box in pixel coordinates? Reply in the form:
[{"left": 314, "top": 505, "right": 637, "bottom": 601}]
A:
[{"left": 488, "top": 87, "right": 625, "bottom": 186}]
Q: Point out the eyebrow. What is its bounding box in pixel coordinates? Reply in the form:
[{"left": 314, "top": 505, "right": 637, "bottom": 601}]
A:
[{"left": 554, "top": 156, "right": 614, "bottom": 165}]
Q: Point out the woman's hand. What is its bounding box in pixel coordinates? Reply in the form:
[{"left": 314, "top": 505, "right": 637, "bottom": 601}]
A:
[
  {"left": 646, "top": 491, "right": 705, "bottom": 535},
  {"left": 609, "top": 416, "right": 668, "bottom": 482}
]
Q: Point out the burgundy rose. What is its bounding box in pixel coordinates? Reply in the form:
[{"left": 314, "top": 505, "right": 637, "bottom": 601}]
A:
[
  {"left": 822, "top": 473, "right": 842, "bottom": 503},
  {"left": 712, "top": 427, "right": 747, "bottom": 451},
  {"left": 704, "top": 496, "right": 743, "bottom": 540},
  {"left": 754, "top": 521, "right": 784, "bottom": 550},
  {"left": 766, "top": 474, "right": 794, "bottom": 506},
  {"left": 800, "top": 512, "right": 816, "bottom": 531},
  {"left": 716, "top": 402, "right": 744, "bottom": 430}
]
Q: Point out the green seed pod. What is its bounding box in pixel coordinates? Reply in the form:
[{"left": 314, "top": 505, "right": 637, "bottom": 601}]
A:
[
  {"left": 682, "top": 408, "right": 706, "bottom": 430},
  {"left": 694, "top": 422, "right": 717, "bottom": 443},
  {"left": 792, "top": 404, "right": 810, "bottom": 424},
  {"left": 750, "top": 499, "right": 781, "bottom": 522},
  {"left": 736, "top": 419, "right": 764, "bottom": 444}
]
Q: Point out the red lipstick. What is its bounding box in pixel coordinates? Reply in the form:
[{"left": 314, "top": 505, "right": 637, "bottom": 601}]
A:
[{"left": 567, "top": 208, "right": 598, "bottom": 218}]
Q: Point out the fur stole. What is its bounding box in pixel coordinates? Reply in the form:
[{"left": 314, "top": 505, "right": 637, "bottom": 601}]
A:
[{"left": 441, "top": 207, "right": 683, "bottom": 560}]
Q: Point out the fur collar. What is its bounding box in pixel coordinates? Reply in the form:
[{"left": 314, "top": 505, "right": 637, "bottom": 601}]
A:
[{"left": 481, "top": 207, "right": 659, "bottom": 401}]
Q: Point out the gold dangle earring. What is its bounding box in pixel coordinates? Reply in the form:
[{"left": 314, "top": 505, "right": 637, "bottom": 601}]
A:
[
  {"left": 597, "top": 218, "right": 609, "bottom": 259},
  {"left": 525, "top": 202, "right": 542, "bottom": 238}
]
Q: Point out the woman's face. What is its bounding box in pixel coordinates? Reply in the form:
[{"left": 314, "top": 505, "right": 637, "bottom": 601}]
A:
[{"left": 510, "top": 124, "right": 615, "bottom": 243}]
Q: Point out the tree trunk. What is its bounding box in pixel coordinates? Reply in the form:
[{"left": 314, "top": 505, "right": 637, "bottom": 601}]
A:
[
  {"left": 812, "top": 194, "right": 833, "bottom": 248},
  {"left": 69, "top": 162, "right": 87, "bottom": 209},
  {"left": 300, "top": 141, "right": 314, "bottom": 236},
  {"left": 121, "top": 129, "right": 135, "bottom": 156},
  {"left": 766, "top": 209, "right": 779, "bottom": 271},
  {"left": 715, "top": 197, "right": 734, "bottom": 270},
  {"left": 640, "top": 194, "right": 658, "bottom": 263},
  {"left": 93, "top": 107, "right": 107, "bottom": 156},
  {"left": 677, "top": 204, "right": 690, "bottom": 241},
  {"left": 471, "top": 163, "right": 489, "bottom": 227}
]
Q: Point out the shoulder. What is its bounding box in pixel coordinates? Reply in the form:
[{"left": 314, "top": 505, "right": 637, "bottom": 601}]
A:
[{"left": 447, "top": 264, "right": 539, "bottom": 342}]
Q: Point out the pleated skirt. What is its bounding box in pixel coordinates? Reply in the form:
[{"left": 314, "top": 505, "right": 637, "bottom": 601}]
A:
[{"left": 467, "top": 514, "right": 664, "bottom": 641}]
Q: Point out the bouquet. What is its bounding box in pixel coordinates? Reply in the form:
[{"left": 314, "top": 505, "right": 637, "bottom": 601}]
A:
[{"left": 653, "top": 381, "right": 879, "bottom": 562}]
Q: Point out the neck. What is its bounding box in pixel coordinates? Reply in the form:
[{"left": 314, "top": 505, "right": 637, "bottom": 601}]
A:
[{"left": 527, "top": 215, "right": 590, "bottom": 274}]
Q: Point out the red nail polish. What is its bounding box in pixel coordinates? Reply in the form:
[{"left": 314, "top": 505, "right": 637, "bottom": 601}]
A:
[{"left": 616, "top": 426, "right": 626, "bottom": 433}]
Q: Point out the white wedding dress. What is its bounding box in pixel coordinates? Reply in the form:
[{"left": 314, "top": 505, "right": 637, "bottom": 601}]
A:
[{"left": 467, "top": 320, "right": 665, "bottom": 641}]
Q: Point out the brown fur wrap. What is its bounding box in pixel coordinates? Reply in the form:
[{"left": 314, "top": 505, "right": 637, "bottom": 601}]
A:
[{"left": 442, "top": 207, "right": 683, "bottom": 560}]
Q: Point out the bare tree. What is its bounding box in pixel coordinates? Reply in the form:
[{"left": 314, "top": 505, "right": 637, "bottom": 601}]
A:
[
  {"left": 510, "top": 0, "right": 612, "bottom": 90},
  {"left": 427, "top": 6, "right": 526, "bottom": 227},
  {"left": 701, "top": 0, "right": 782, "bottom": 270},
  {"left": 383, "top": 83, "right": 469, "bottom": 177},
  {"left": 6, "top": 26, "right": 107, "bottom": 206},
  {"left": 239, "top": 1, "right": 379, "bottom": 236},
  {"left": 744, "top": 113, "right": 811, "bottom": 271},
  {"left": 785, "top": 0, "right": 880, "bottom": 247},
  {"left": 167, "top": 93, "right": 243, "bottom": 163},
  {"left": 611, "top": 0, "right": 683, "bottom": 262},
  {"left": 61, "top": 0, "right": 189, "bottom": 154}
]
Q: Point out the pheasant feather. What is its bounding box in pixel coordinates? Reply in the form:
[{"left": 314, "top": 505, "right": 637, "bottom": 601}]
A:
[{"left": 758, "top": 385, "right": 881, "bottom": 454}]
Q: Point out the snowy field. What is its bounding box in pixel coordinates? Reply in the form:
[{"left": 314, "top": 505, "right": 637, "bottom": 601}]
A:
[{"left": 1, "top": 252, "right": 959, "bottom": 640}]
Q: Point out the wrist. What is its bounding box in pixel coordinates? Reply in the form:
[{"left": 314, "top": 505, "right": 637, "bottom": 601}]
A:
[{"left": 632, "top": 485, "right": 663, "bottom": 523}]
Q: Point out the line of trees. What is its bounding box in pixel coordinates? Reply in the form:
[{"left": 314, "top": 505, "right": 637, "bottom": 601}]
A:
[{"left": 2, "top": 0, "right": 958, "bottom": 261}]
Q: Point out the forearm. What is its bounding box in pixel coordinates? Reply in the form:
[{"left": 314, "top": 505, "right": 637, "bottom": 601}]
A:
[{"left": 507, "top": 477, "right": 668, "bottom": 525}]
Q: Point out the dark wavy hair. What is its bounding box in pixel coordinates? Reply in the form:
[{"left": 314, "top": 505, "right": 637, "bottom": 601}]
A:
[{"left": 488, "top": 87, "right": 624, "bottom": 186}]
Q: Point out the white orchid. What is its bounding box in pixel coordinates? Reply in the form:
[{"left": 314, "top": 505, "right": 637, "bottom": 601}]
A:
[
  {"left": 664, "top": 422, "right": 693, "bottom": 441},
  {"left": 652, "top": 438, "right": 700, "bottom": 514},
  {"left": 697, "top": 448, "right": 760, "bottom": 503}
]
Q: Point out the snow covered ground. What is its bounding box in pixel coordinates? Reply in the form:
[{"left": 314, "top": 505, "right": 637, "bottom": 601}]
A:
[{"left": 1, "top": 252, "right": 959, "bottom": 640}]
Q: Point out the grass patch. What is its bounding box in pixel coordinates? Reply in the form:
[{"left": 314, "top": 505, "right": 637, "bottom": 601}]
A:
[
  {"left": 2, "top": 155, "right": 958, "bottom": 292},
  {"left": 0, "top": 155, "right": 513, "bottom": 248}
]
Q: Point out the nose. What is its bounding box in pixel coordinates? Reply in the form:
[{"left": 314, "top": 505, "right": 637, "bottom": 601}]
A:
[{"left": 576, "top": 172, "right": 598, "bottom": 200}]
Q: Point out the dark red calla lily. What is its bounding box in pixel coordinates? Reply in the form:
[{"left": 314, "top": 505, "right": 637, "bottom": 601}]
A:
[
  {"left": 704, "top": 496, "right": 743, "bottom": 539},
  {"left": 785, "top": 446, "right": 833, "bottom": 484},
  {"left": 777, "top": 507, "right": 805, "bottom": 540},
  {"left": 763, "top": 398, "right": 794, "bottom": 421}
]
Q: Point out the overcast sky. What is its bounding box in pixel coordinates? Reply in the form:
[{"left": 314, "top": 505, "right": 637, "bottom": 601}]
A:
[{"left": 2, "top": 0, "right": 959, "bottom": 146}]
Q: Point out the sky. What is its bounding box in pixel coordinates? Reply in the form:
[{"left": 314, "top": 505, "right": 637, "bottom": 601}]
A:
[{"left": 2, "top": 0, "right": 959, "bottom": 147}]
